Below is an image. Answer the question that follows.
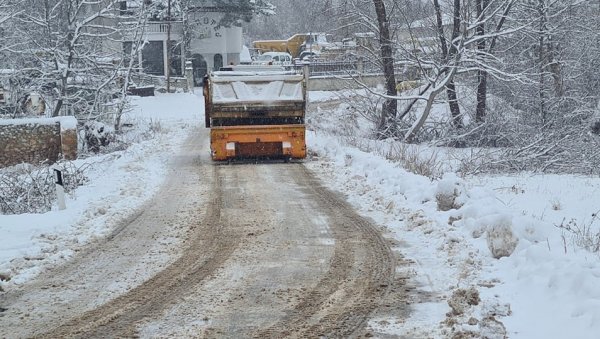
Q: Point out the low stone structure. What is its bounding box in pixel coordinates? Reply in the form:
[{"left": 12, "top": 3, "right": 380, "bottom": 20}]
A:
[
  {"left": 0, "top": 116, "right": 78, "bottom": 167},
  {"left": 307, "top": 74, "right": 385, "bottom": 91}
]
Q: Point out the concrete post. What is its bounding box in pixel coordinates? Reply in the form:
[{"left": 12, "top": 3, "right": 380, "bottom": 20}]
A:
[
  {"left": 60, "top": 128, "right": 78, "bottom": 160},
  {"left": 163, "top": 40, "right": 169, "bottom": 78},
  {"left": 185, "top": 60, "right": 194, "bottom": 93}
]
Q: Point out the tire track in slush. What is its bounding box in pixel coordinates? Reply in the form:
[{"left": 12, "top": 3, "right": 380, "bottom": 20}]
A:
[
  {"left": 33, "top": 161, "right": 397, "bottom": 338},
  {"left": 253, "top": 165, "right": 396, "bottom": 338},
  {"left": 38, "top": 164, "right": 243, "bottom": 338},
  {"left": 39, "top": 163, "right": 397, "bottom": 338}
]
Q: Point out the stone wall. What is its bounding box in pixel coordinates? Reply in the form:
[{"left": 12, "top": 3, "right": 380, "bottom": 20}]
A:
[
  {"left": 307, "top": 74, "right": 385, "bottom": 91},
  {"left": 0, "top": 117, "right": 78, "bottom": 168}
]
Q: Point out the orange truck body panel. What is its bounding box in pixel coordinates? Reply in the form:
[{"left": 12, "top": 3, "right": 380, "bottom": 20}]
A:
[{"left": 210, "top": 125, "right": 306, "bottom": 161}]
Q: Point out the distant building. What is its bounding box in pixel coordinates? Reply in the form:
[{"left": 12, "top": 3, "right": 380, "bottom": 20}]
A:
[
  {"left": 119, "top": 0, "right": 246, "bottom": 85},
  {"left": 187, "top": 2, "right": 244, "bottom": 85}
]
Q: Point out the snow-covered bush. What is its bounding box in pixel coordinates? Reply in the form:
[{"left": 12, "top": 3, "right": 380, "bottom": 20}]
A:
[
  {"left": 436, "top": 173, "right": 467, "bottom": 211},
  {"left": 83, "top": 121, "right": 115, "bottom": 153},
  {"left": 486, "top": 217, "right": 519, "bottom": 259},
  {"left": 80, "top": 117, "right": 164, "bottom": 155}
]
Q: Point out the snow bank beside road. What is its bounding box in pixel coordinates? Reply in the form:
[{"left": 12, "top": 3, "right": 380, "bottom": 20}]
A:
[
  {"left": 306, "top": 101, "right": 600, "bottom": 338},
  {"left": 0, "top": 93, "right": 202, "bottom": 288}
]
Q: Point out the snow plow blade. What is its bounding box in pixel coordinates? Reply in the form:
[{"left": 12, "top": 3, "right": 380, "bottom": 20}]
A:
[{"left": 210, "top": 125, "right": 306, "bottom": 161}]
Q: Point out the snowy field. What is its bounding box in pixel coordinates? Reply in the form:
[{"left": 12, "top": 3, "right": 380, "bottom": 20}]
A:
[{"left": 1, "top": 90, "right": 600, "bottom": 338}]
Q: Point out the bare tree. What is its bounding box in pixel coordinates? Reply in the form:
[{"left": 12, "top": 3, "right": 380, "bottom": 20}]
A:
[
  {"left": 10, "top": 0, "right": 122, "bottom": 117},
  {"left": 245, "top": 0, "right": 330, "bottom": 40},
  {"left": 474, "top": 0, "right": 515, "bottom": 122},
  {"left": 394, "top": 0, "right": 529, "bottom": 140},
  {"left": 372, "top": 0, "right": 397, "bottom": 135},
  {"left": 494, "top": 0, "right": 593, "bottom": 125},
  {"left": 113, "top": 0, "right": 151, "bottom": 131},
  {"left": 446, "top": 0, "right": 462, "bottom": 128},
  {"left": 474, "top": 0, "right": 489, "bottom": 122}
]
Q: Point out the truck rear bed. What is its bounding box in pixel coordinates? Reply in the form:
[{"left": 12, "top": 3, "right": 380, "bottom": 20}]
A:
[{"left": 205, "top": 70, "right": 307, "bottom": 161}]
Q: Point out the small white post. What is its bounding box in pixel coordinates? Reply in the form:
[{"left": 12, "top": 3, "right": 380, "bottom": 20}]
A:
[
  {"left": 54, "top": 169, "right": 66, "bottom": 210},
  {"left": 185, "top": 60, "right": 194, "bottom": 93}
]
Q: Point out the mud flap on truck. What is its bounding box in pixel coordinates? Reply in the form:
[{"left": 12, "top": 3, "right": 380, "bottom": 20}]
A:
[{"left": 210, "top": 125, "right": 306, "bottom": 161}]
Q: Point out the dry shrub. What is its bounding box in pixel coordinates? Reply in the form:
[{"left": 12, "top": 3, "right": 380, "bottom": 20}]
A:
[
  {"left": 556, "top": 215, "right": 600, "bottom": 253},
  {"left": 340, "top": 137, "right": 443, "bottom": 179},
  {"left": 386, "top": 143, "right": 443, "bottom": 179}
]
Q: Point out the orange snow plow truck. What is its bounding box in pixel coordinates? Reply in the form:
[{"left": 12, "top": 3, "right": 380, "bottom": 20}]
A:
[{"left": 204, "top": 68, "right": 307, "bottom": 161}]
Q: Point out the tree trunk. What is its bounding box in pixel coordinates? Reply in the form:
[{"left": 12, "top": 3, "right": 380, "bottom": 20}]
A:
[
  {"left": 372, "top": 0, "right": 397, "bottom": 136},
  {"left": 52, "top": 99, "right": 63, "bottom": 117},
  {"left": 475, "top": 0, "right": 488, "bottom": 123},
  {"left": 447, "top": 0, "right": 462, "bottom": 128},
  {"left": 433, "top": 0, "right": 448, "bottom": 58},
  {"left": 538, "top": 0, "right": 548, "bottom": 123},
  {"left": 53, "top": 38, "right": 74, "bottom": 117},
  {"left": 447, "top": 81, "right": 462, "bottom": 128},
  {"left": 478, "top": 0, "right": 515, "bottom": 122},
  {"left": 475, "top": 71, "right": 487, "bottom": 123}
]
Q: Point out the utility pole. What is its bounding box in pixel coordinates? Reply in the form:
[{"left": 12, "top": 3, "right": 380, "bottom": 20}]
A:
[{"left": 166, "top": 0, "right": 171, "bottom": 93}]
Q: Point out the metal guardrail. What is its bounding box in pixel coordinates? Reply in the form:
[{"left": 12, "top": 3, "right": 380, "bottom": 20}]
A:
[
  {"left": 287, "top": 59, "right": 421, "bottom": 78},
  {"left": 301, "top": 61, "right": 358, "bottom": 76}
]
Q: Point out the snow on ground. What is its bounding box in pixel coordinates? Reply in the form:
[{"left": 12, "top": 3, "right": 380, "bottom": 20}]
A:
[
  {"left": 0, "top": 92, "right": 202, "bottom": 288},
  {"left": 1, "top": 89, "right": 600, "bottom": 338},
  {"left": 307, "top": 90, "right": 600, "bottom": 338}
]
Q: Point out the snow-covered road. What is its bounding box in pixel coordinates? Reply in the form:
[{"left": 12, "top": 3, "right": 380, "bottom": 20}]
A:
[
  {"left": 0, "top": 121, "right": 400, "bottom": 337},
  {"left": 1, "top": 91, "right": 600, "bottom": 338}
]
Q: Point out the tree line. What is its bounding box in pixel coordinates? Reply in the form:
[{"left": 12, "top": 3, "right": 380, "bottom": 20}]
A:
[
  {"left": 0, "top": 0, "right": 271, "bottom": 126},
  {"left": 2, "top": 0, "right": 598, "bottom": 172},
  {"left": 247, "top": 0, "right": 600, "bottom": 173}
]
